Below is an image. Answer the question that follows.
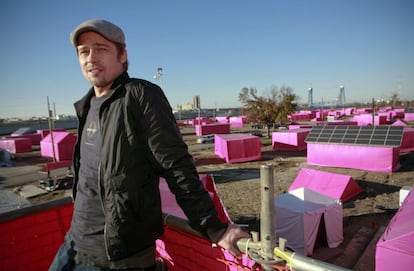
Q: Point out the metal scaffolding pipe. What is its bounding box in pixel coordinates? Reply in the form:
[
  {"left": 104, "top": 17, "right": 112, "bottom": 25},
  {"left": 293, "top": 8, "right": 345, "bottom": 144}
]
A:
[
  {"left": 260, "top": 164, "right": 277, "bottom": 270},
  {"left": 274, "top": 247, "right": 352, "bottom": 271}
]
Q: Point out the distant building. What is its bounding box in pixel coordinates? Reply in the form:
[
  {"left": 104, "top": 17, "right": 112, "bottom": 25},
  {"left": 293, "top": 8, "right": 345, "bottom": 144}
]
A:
[{"left": 193, "top": 95, "right": 201, "bottom": 110}]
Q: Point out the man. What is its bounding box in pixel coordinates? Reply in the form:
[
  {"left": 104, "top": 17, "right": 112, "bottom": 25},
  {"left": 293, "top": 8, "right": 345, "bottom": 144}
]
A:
[{"left": 49, "top": 19, "right": 250, "bottom": 271}]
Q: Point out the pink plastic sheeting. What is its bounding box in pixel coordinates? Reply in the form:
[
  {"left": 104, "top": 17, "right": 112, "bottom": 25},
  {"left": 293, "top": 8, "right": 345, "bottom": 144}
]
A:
[
  {"left": 323, "top": 121, "right": 358, "bottom": 126},
  {"left": 40, "top": 132, "right": 77, "bottom": 161},
  {"left": 400, "top": 128, "right": 414, "bottom": 153},
  {"left": 351, "top": 114, "right": 388, "bottom": 125},
  {"left": 376, "top": 187, "right": 414, "bottom": 271},
  {"left": 0, "top": 138, "right": 32, "bottom": 154},
  {"left": 289, "top": 124, "right": 313, "bottom": 130},
  {"left": 215, "top": 116, "right": 245, "bottom": 128},
  {"left": 391, "top": 109, "right": 405, "bottom": 119},
  {"left": 289, "top": 168, "right": 362, "bottom": 202},
  {"left": 272, "top": 128, "right": 311, "bottom": 151},
  {"left": 188, "top": 117, "right": 213, "bottom": 126},
  {"left": 404, "top": 112, "right": 414, "bottom": 121},
  {"left": 157, "top": 174, "right": 259, "bottom": 270},
  {"left": 274, "top": 188, "right": 343, "bottom": 256},
  {"left": 214, "top": 134, "right": 262, "bottom": 163},
  {"left": 195, "top": 123, "right": 230, "bottom": 136},
  {"left": 159, "top": 175, "right": 227, "bottom": 221},
  {"left": 3, "top": 133, "right": 42, "bottom": 145},
  {"left": 289, "top": 112, "right": 314, "bottom": 121},
  {"left": 215, "top": 116, "right": 229, "bottom": 124},
  {"left": 392, "top": 119, "right": 408, "bottom": 126},
  {"left": 307, "top": 143, "right": 400, "bottom": 173},
  {"left": 37, "top": 128, "right": 66, "bottom": 138}
]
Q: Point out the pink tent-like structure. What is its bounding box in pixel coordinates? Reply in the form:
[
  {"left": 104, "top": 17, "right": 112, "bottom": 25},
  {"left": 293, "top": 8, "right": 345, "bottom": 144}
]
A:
[
  {"left": 400, "top": 128, "right": 414, "bottom": 153},
  {"left": 215, "top": 116, "right": 245, "bottom": 128},
  {"left": 0, "top": 138, "right": 32, "bottom": 154},
  {"left": 195, "top": 123, "right": 230, "bottom": 136},
  {"left": 376, "top": 187, "right": 414, "bottom": 271},
  {"left": 289, "top": 168, "right": 362, "bottom": 202},
  {"left": 274, "top": 187, "right": 343, "bottom": 256},
  {"left": 214, "top": 134, "right": 262, "bottom": 163},
  {"left": 404, "top": 112, "right": 414, "bottom": 121},
  {"left": 3, "top": 134, "right": 42, "bottom": 145},
  {"left": 305, "top": 125, "right": 404, "bottom": 173},
  {"left": 37, "top": 128, "right": 66, "bottom": 139},
  {"left": 307, "top": 143, "right": 400, "bottom": 173},
  {"left": 272, "top": 128, "right": 311, "bottom": 151},
  {"left": 40, "top": 132, "right": 77, "bottom": 161},
  {"left": 351, "top": 114, "right": 388, "bottom": 126}
]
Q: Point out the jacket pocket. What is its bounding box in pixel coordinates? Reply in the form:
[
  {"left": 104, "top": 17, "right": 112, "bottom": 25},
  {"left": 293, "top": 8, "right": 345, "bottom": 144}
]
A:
[{"left": 109, "top": 170, "right": 160, "bottom": 223}]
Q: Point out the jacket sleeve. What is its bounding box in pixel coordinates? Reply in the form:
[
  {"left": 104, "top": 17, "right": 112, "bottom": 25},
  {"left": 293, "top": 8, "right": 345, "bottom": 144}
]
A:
[{"left": 129, "top": 80, "right": 228, "bottom": 242}]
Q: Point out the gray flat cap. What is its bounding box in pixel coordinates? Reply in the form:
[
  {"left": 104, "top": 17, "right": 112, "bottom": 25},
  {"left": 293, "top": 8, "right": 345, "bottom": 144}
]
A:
[{"left": 70, "top": 19, "right": 125, "bottom": 47}]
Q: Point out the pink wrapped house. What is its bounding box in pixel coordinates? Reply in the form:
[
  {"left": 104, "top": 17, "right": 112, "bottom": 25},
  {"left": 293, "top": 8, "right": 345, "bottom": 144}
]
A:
[
  {"left": 272, "top": 128, "right": 311, "bottom": 151},
  {"left": 214, "top": 134, "right": 262, "bottom": 163},
  {"left": 376, "top": 187, "right": 414, "bottom": 271},
  {"left": 195, "top": 123, "right": 230, "bottom": 136},
  {"left": 0, "top": 138, "right": 32, "bottom": 154},
  {"left": 40, "top": 132, "right": 77, "bottom": 161}
]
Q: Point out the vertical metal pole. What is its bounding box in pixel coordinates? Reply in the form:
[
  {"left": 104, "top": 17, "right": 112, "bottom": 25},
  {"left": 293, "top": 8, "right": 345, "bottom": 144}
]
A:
[
  {"left": 47, "top": 96, "right": 56, "bottom": 162},
  {"left": 260, "top": 164, "right": 276, "bottom": 270}
]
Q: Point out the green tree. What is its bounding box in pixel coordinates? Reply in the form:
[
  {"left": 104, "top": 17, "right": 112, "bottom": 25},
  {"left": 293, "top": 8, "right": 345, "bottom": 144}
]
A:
[{"left": 239, "top": 85, "right": 298, "bottom": 137}]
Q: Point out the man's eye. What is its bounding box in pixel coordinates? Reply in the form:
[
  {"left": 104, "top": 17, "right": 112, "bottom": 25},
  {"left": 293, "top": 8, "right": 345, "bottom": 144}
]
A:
[
  {"left": 78, "top": 49, "right": 89, "bottom": 55},
  {"left": 98, "top": 47, "right": 107, "bottom": 52}
]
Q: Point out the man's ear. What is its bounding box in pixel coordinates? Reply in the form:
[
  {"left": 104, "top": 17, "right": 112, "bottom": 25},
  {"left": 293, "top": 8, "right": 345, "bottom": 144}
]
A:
[{"left": 120, "top": 49, "right": 128, "bottom": 64}]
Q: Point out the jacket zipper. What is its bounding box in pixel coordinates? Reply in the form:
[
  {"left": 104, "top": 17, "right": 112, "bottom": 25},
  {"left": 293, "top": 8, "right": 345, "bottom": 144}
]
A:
[{"left": 98, "top": 161, "right": 111, "bottom": 260}]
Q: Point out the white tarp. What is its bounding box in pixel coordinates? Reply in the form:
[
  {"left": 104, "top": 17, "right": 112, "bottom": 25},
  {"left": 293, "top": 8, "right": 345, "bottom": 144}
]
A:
[{"left": 274, "top": 187, "right": 343, "bottom": 255}]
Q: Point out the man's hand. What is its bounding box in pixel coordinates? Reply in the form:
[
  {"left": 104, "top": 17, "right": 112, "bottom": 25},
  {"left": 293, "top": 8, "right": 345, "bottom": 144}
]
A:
[{"left": 216, "top": 224, "right": 251, "bottom": 258}]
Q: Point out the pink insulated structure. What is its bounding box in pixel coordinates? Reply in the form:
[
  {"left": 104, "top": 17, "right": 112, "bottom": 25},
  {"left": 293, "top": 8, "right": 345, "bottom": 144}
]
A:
[
  {"left": 0, "top": 138, "right": 32, "bottom": 154},
  {"left": 214, "top": 134, "right": 262, "bottom": 163},
  {"left": 195, "top": 123, "right": 230, "bottom": 136},
  {"left": 272, "top": 128, "right": 311, "bottom": 151},
  {"left": 305, "top": 125, "right": 404, "bottom": 173},
  {"left": 40, "top": 132, "right": 77, "bottom": 161},
  {"left": 376, "top": 187, "right": 414, "bottom": 271},
  {"left": 307, "top": 143, "right": 400, "bottom": 173},
  {"left": 274, "top": 188, "right": 343, "bottom": 256},
  {"left": 289, "top": 168, "right": 362, "bottom": 202}
]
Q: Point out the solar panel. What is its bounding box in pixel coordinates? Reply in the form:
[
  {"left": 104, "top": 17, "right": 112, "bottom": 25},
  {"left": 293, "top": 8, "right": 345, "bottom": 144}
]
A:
[{"left": 305, "top": 125, "right": 404, "bottom": 147}]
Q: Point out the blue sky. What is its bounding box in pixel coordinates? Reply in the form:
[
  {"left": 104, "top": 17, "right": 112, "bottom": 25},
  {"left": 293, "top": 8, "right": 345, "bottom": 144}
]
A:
[{"left": 0, "top": 0, "right": 413, "bottom": 118}]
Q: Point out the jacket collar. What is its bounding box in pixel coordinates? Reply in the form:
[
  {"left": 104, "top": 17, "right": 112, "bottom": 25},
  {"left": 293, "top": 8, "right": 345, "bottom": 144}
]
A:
[{"left": 74, "top": 71, "right": 130, "bottom": 117}]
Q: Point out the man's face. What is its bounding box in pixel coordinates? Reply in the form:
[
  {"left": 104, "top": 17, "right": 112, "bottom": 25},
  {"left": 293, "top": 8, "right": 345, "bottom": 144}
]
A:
[{"left": 76, "top": 31, "right": 127, "bottom": 95}]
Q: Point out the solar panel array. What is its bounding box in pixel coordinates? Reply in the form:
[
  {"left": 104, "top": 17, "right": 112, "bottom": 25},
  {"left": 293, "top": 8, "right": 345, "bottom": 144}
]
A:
[{"left": 305, "top": 125, "right": 404, "bottom": 147}]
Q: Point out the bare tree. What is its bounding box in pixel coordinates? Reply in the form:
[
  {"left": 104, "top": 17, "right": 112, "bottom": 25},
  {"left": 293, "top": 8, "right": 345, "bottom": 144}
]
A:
[{"left": 239, "top": 85, "right": 297, "bottom": 137}]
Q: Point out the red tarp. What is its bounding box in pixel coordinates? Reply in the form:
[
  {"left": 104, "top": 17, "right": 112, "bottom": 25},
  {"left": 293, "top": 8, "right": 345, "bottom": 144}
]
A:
[
  {"left": 288, "top": 168, "right": 362, "bottom": 202},
  {"left": 214, "top": 134, "right": 262, "bottom": 163}
]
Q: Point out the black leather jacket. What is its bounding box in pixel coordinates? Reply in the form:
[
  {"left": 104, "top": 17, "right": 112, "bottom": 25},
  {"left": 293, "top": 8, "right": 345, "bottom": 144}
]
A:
[{"left": 72, "top": 72, "right": 227, "bottom": 261}]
